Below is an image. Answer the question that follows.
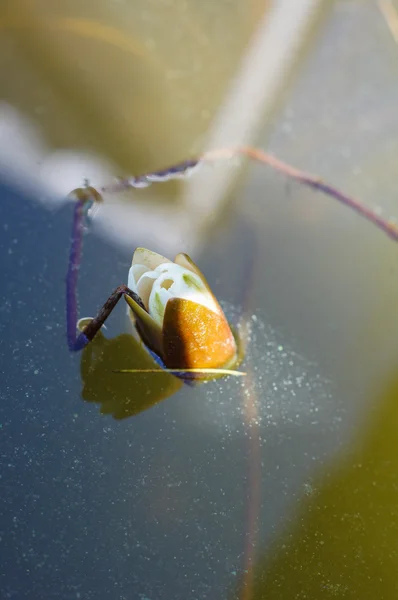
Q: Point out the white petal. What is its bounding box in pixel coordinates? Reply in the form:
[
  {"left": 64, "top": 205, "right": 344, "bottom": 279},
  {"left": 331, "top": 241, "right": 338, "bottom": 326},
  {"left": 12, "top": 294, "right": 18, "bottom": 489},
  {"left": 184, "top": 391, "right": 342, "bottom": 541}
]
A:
[
  {"left": 127, "top": 264, "right": 148, "bottom": 294},
  {"left": 148, "top": 286, "right": 172, "bottom": 326},
  {"left": 148, "top": 264, "right": 220, "bottom": 324},
  {"left": 136, "top": 271, "right": 158, "bottom": 309},
  {"left": 168, "top": 268, "right": 219, "bottom": 314},
  {"left": 154, "top": 262, "right": 174, "bottom": 274}
]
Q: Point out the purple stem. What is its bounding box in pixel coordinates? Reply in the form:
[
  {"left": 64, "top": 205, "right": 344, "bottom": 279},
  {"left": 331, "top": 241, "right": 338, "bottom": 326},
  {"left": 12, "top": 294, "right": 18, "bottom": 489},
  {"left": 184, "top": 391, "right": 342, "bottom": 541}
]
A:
[
  {"left": 102, "top": 147, "right": 398, "bottom": 244},
  {"left": 66, "top": 200, "right": 90, "bottom": 351}
]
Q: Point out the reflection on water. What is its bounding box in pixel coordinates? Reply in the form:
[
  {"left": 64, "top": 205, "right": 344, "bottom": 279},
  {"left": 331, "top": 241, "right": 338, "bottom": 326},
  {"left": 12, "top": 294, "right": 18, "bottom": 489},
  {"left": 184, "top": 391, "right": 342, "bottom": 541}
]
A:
[
  {"left": 80, "top": 330, "right": 182, "bottom": 420},
  {"left": 78, "top": 301, "right": 333, "bottom": 428}
]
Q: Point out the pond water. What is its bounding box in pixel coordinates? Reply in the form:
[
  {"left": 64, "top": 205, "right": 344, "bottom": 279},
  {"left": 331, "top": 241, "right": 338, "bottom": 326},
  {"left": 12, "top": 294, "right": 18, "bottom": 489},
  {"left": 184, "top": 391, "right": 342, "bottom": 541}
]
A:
[{"left": 1, "top": 1, "right": 398, "bottom": 599}]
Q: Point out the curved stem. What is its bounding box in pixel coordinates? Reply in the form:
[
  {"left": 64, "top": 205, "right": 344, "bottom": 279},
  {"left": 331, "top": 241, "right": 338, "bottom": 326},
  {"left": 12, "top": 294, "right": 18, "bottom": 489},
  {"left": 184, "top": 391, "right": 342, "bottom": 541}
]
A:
[
  {"left": 67, "top": 146, "right": 398, "bottom": 352},
  {"left": 100, "top": 145, "right": 398, "bottom": 243},
  {"left": 207, "top": 146, "right": 398, "bottom": 242}
]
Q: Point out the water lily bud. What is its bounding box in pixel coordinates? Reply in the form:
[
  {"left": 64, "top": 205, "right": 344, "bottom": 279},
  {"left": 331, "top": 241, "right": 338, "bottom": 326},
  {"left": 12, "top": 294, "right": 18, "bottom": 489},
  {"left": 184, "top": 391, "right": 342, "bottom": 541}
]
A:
[{"left": 124, "top": 248, "right": 237, "bottom": 371}]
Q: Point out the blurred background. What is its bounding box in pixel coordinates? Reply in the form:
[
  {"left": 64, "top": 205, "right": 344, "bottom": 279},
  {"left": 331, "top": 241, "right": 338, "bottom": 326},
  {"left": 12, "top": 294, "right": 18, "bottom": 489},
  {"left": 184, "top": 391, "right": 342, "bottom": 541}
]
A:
[{"left": 1, "top": 0, "right": 398, "bottom": 598}]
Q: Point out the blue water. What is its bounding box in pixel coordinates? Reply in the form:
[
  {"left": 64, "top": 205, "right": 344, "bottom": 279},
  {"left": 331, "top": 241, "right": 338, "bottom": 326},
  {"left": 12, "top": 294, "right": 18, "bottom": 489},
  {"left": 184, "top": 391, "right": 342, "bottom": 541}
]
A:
[
  {"left": 0, "top": 182, "right": 252, "bottom": 599},
  {"left": 0, "top": 179, "right": 343, "bottom": 600}
]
